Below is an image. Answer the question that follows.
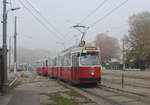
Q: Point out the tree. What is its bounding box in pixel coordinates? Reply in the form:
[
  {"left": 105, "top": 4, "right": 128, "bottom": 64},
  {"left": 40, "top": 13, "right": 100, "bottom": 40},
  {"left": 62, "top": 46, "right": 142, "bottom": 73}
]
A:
[
  {"left": 124, "top": 12, "right": 150, "bottom": 69},
  {"left": 94, "top": 33, "right": 121, "bottom": 64}
]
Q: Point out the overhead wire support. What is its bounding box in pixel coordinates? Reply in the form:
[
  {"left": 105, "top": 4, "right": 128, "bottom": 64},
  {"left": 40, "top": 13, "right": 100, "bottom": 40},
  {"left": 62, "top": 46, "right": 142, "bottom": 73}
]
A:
[
  {"left": 90, "top": 0, "right": 129, "bottom": 28},
  {"left": 79, "top": 0, "right": 109, "bottom": 24},
  {"left": 18, "top": 0, "right": 63, "bottom": 41},
  {"left": 72, "top": 25, "right": 89, "bottom": 42},
  {"left": 23, "top": 0, "right": 65, "bottom": 39}
]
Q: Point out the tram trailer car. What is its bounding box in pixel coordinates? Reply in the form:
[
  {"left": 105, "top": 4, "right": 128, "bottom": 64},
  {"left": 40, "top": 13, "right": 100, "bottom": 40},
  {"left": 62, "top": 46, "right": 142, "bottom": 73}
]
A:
[
  {"left": 36, "top": 60, "right": 48, "bottom": 76},
  {"left": 36, "top": 67, "right": 41, "bottom": 75},
  {"left": 36, "top": 42, "right": 102, "bottom": 84}
]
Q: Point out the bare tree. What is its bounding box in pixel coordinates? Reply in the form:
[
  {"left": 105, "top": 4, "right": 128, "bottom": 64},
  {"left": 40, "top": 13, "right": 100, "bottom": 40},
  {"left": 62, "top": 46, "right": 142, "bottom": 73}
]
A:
[{"left": 95, "top": 33, "right": 121, "bottom": 64}]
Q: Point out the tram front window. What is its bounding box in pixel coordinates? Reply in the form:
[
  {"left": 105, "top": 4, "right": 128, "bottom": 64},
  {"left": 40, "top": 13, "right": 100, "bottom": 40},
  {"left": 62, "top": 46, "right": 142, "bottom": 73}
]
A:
[{"left": 80, "top": 52, "right": 100, "bottom": 65}]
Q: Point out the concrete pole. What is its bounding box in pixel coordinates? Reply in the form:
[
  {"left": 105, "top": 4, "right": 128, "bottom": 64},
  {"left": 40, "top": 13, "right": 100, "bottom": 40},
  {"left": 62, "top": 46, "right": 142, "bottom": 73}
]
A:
[
  {"left": 2, "top": 0, "right": 8, "bottom": 92},
  {"left": 8, "top": 36, "right": 12, "bottom": 79},
  {"left": 122, "top": 39, "right": 125, "bottom": 88},
  {"left": 14, "top": 16, "right": 17, "bottom": 74}
]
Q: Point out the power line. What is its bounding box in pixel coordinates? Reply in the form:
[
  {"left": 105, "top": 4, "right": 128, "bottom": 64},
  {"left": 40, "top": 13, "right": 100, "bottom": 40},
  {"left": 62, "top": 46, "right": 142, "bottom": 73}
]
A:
[
  {"left": 17, "top": 0, "right": 63, "bottom": 41},
  {"left": 90, "top": 0, "right": 129, "bottom": 28},
  {"left": 79, "top": 0, "right": 109, "bottom": 24},
  {"left": 23, "top": 0, "right": 65, "bottom": 39}
]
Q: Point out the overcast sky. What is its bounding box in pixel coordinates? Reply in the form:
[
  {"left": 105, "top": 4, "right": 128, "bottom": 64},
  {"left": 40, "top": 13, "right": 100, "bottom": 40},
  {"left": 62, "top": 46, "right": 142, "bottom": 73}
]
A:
[{"left": 0, "top": 0, "right": 150, "bottom": 51}]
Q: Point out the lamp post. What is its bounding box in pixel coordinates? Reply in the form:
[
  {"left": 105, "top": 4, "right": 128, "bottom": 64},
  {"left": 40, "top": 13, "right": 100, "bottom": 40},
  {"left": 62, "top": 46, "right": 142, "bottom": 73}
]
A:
[
  {"left": 122, "top": 39, "right": 125, "bottom": 88},
  {"left": 8, "top": 36, "right": 13, "bottom": 77},
  {"left": 2, "top": 0, "right": 20, "bottom": 92}
]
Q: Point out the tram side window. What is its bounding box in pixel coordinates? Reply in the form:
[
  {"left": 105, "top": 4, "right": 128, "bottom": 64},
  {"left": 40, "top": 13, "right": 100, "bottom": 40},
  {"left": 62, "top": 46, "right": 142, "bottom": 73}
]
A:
[
  {"left": 45, "top": 60, "right": 48, "bottom": 67},
  {"left": 66, "top": 53, "right": 71, "bottom": 66},
  {"left": 72, "top": 55, "right": 75, "bottom": 67},
  {"left": 57, "top": 56, "right": 61, "bottom": 67},
  {"left": 61, "top": 56, "right": 64, "bottom": 67},
  {"left": 42, "top": 61, "right": 45, "bottom": 67},
  {"left": 64, "top": 55, "right": 68, "bottom": 66},
  {"left": 53, "top": 58, "right": 57, "bottom": 67},
  {"left": 72, "top": 54, "right": 79, "bottom": 67},
  {"left": 63, "top": 54, "right": 71, "bottom": 66},
  {"left": 40, "top": 63, "right": 42, "bottom": 67},
  {"left": 48, "top": 59, "right": 52, "bottom": 67}
]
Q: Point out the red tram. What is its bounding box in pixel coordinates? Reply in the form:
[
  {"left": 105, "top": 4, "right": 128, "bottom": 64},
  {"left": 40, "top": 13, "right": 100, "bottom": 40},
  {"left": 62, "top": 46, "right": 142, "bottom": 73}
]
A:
[{"left": 36, "top": 42, "right": 102, "bottom": 84}]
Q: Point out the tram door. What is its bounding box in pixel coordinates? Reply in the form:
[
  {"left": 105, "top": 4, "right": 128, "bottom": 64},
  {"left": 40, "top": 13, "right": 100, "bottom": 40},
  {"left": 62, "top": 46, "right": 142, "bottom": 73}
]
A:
[{"left": 72, "top": 54, "right": 79, "bottom": 82}]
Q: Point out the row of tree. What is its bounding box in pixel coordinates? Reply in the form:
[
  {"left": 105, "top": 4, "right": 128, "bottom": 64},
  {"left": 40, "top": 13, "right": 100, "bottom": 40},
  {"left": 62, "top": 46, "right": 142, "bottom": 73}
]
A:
[{"left": 94, "top": 11, "right": 150, "bottom": 70}]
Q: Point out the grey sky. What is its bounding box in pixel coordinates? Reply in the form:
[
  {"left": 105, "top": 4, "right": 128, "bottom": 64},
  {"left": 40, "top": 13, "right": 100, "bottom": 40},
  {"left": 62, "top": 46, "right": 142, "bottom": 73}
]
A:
[{"left": 0, "top": 0, "right": 150, "bottom": 51}]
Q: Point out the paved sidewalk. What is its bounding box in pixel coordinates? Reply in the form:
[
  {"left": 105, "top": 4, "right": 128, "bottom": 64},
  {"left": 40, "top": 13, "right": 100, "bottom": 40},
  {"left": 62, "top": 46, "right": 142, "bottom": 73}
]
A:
[
  {"left": 0, "top": 91, "right": 13, "bottom": 105},
  {"left": 7, "top": 90, "right": 40, "bottom": 105},
  {"left": 0, "top": 90, "right": 40, "bottom": 105}
]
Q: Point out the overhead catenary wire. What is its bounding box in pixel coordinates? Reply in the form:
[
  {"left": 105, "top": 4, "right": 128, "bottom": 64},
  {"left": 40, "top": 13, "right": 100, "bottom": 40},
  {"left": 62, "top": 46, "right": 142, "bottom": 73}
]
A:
[
  {"left": 18, "top": 0, "right": 63, "bottom": 41},
  {"left": 23, "top": 0, "right": 65, "bottom": 40},
  {"left": 79, "top": 0, "right": 109, "bottom": 24},
  {"left": 90, "top": 0, "right": 129, "bottom": 28}
]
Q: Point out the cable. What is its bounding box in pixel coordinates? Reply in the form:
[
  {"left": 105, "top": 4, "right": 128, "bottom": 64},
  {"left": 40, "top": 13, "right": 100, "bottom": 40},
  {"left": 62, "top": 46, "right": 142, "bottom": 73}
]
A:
[
  {"left": 23, "top": 0, "right": 65, "bottom": 39},
  {"left": 18, "top": 0, "right": 63, "bottom": 41},
  {"left": 79, "top": 0, "right": 109, "bottom": 24},
  {"left": 90, "top": 0, "right": 129, "bottom": 28}
]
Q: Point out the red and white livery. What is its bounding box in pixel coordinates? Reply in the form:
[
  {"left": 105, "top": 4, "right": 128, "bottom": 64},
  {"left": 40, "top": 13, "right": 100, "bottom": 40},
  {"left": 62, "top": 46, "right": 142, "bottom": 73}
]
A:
[{"left": 36, "top": 42, "right": 102, "bottom": 84}]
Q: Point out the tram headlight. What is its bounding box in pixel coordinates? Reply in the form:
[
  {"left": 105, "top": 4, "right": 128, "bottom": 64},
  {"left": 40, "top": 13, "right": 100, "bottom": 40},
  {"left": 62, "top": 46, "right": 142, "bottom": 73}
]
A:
[{"left": 91, "top": 72, "right": 95, "bottom": 76}]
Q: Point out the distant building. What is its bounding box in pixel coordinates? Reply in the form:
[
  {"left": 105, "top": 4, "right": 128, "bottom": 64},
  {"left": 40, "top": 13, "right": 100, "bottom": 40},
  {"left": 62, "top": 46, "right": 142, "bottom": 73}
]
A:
[{"left": 110, "top": 58, "right": 120, "bottom": 63}]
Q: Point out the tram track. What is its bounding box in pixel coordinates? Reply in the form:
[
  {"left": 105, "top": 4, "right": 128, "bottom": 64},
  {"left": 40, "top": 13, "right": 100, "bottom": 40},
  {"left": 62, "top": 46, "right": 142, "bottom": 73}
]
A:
[
  {"left": 78, "top": 85, "right": 150, "bottom": 105},
  {"left": 102, "top": 78, "right": 150, "bottom": 89},
  {"left": 79, "top": 87, "right": 121, "bottom": 105},
  {"left": 97, "top": 85, "right": 150, "bottom": 104},
  {"left": 59, "top": 80, "right": 150, "bottom": 105}
]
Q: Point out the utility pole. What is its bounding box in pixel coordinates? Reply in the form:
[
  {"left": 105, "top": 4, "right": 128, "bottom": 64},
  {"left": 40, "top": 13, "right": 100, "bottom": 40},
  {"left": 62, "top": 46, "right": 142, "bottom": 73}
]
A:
[
  {"left": 14, "top": 16, "right": 17, "bottom": 74},
  {"left": 122, "top": 39, "right": 125, "bottom": 88},
  {"left": 8, "top": 36, "right": 12, "bottom": 78},
  {"left": 2, "top": 0, "right": 8, "bottom": 92}
]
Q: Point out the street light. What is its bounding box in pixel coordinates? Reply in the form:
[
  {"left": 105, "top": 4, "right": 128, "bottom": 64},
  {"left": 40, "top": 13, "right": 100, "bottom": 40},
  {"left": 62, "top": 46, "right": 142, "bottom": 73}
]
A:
[
  {"left": 1, "top": 6, "right": 20, "bottom": 92},
  {"left": 8, "top": 36, "right": 13, "bottom": 75},
  {"left": 10, "top": 8, "right": 20, "bottom": 11},
  {"left": 6, "top": 8, "right": 20, "bottom": 18}
]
